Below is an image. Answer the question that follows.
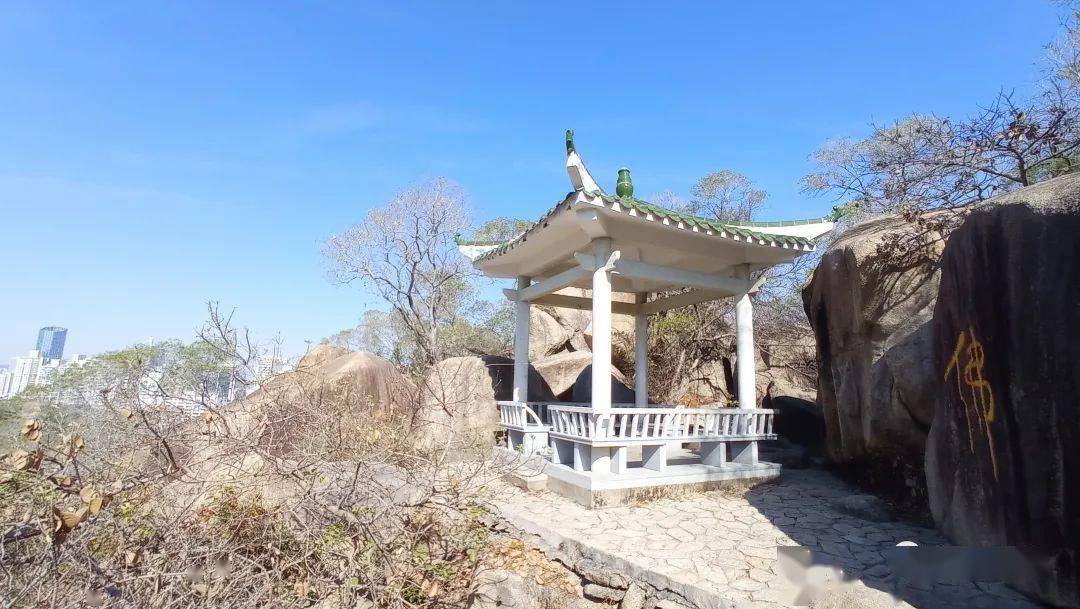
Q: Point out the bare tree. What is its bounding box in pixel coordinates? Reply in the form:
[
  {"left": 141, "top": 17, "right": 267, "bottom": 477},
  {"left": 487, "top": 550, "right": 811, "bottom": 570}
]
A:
[
  {"left": 688, "top": 170, "right": 767, "bottom": 222},
  {"left": 1049, "top": 3, "right": 1080, "bottom": 87},
  {"left": 805, "top": 51, "right": 1080, "bottom": 217},
  {"left": 324, "top": 179, "right": 476, "bottom": 371}
]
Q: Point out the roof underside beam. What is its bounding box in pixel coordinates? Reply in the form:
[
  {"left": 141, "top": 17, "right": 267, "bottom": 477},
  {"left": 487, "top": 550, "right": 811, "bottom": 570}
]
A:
[
  {"left": 523, "top": 292, "right": 640, "bottom": 315},
  {"left": 641, "top": 289, "right": 726, "bottom": 314},
  {"left": 574, "top": 254, "right": 754, "bottom": 295},
  {"left": 508, "top": 265, "right": 591, "bottom": 302}
]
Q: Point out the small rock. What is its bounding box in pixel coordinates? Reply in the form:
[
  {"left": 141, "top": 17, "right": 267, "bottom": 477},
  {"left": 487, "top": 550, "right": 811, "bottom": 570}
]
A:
[
  {"left": 832, "top": 495, "right": 891, "bottom": 522},
  {"left": 620, "top": 582, "right": 648, "bottom": 609},
  {"left": 583, "top": 583, "right": 625, "bottom": 602},
  {"left": 577, "top": 559, "right": 629, "bottom": 589}
]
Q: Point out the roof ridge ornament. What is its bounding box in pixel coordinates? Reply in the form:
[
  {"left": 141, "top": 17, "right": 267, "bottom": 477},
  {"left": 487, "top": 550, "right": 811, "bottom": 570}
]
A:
[
  {"left": 565, "top": 129, "right": 603, "bottom": 194},
  {"left": 616, "top": 167, "right": 633, "bottom": 198}
]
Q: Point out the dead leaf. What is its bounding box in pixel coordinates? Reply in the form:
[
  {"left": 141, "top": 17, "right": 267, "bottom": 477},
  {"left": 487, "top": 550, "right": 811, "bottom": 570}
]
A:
[
  {"left": 20, "top": 420, "right": 41, "bottom": 442},
  {"left": 293, "top": 580, "right": 310, "bottom": 598},
  {"left": 123, "top": 409, "right": 134, "bottom": 420},
  {"left": 6, "top": 449, "right": 41, "bottom": 471},
  {"left": 124, "top": 550, "right": 139, "bottom": 566},
  {"left": 80, "top": 485, "right": 100, "bottom": 504},
  {"left": 202, "top": 412, "right": 215, "bottom": 424},
  {"left": 53, "top": 506, "right": 88, "bottom": 532}
]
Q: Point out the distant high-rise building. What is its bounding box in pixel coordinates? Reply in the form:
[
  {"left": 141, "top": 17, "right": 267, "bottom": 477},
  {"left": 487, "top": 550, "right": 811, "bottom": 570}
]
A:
[
  {"left": 0, "top": 367, "right": 13, "bottom": 399},
  {"left": 10, "top": 350, "right": 44, "bottom": 397},
  {"left": 36, "top": 327, "right": 67, "bottom": 360}
]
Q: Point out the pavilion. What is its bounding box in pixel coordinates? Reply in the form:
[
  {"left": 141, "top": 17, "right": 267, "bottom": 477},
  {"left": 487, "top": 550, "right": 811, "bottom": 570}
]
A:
[{"left": 459, "top": 131, "right": 834, "bottom": 506}]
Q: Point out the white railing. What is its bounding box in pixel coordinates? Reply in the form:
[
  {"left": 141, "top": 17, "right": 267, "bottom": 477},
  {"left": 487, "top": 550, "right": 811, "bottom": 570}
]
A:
[
  {"left": 496, "top": 401, "right": 546, "bottom": 430},
  {"left": 547, "top": 405, "right": 604, "bottom": 438},
  {"left": 545, "top": 405, "right": 775, "bottom": 443}
]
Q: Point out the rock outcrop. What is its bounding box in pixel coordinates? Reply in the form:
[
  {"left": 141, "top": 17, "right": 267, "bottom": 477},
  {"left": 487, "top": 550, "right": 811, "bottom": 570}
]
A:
[
  {"left": 227, "top": 347, "right": 410, "bottom": 455},
  {"left": 415, "top": 355, "right": 555, "bottom": 448},
  {"left": 531, "top": 351, "right": 593, "bottom": 398},
  {"left": 167, "top": 347, "right": 410, "bottom": 511},
  {"left": 570, "top": 364, "right": 637, "bottom": 405},
  {"left": 529, "top": 307, "right": 572, "bottom": 360},
  {"left": 925, "top": 177, "right": 1080, "bottom": 608},
  {"left": 802, "top": 212, "right": 946, "bottom": 491},
  {"left": 757, "top": 334, "right": 818, "bottom": 405},
  {"left": 295, "top": 343, "right": 349, "bottom": 369}
]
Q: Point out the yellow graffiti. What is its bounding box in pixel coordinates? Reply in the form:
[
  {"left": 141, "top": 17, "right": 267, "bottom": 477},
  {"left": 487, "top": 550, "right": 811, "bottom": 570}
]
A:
[{"left": 944, "top": 327, "right": 998, "bottom": 479}]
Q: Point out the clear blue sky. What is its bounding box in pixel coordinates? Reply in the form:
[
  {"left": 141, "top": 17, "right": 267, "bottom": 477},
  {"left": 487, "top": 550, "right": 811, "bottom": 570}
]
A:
[{"left": 0, "top": 1, "right": 1064, "bottom": 360}]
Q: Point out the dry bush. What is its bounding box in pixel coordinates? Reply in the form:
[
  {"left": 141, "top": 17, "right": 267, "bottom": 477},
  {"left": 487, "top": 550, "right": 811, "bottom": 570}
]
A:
[{"left": 1, "top": 308, "right": 508, "bottom": 609}]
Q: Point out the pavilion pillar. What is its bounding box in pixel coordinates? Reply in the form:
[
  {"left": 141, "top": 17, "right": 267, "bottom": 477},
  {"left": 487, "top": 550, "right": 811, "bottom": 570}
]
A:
[
  {"left": 513, "top": 276, "right": 531, "bottom": 402},
  {"left": 590, "top": 239, "right": 613, "bottom": 417},
  {"left": 735, "top": 292, "right": 756, "bottom": 409},
  {"left": 634, "top": 293, "right": 648, "bottom": 408}
]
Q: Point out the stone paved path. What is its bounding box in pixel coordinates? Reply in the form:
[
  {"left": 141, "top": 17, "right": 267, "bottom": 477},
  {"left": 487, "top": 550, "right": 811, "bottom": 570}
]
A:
[{"left": 494, "top": 468, "right": 1043, "bottom": 609}]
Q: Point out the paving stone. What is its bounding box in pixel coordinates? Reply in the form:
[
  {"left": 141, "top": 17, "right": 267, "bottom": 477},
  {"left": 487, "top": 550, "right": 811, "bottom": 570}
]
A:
[
  {"left": 728, "top": 577, "right": 764, "bottom": 592},
  {"left": 747, "top": 568, "right": 774, "bottom": 583},
  {"left": 738, "top": 543, "right": 777, "bottom": 560},
  {"left": 492, "top": 468, "right": 1038, "bottom": 609},
  {"left": 818, "top": 539, "right": 854, "bottom": 558},
  {"left": 862, "top": 563, "right": 894, "bottom": 579},
  {"left": 842, "top": 534, "right": 876, "bottom": 546}
]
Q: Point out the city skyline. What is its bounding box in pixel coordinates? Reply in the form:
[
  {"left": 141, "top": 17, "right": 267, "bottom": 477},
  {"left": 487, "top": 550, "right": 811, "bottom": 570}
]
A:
[{"left": 0, "top": 326, "right": 78, "bottom": 398}]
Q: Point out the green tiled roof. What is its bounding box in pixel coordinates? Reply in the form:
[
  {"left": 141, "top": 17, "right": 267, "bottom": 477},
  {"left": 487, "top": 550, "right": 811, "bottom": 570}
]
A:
[
  {"left": 589, "top": 190, "right": 817, "bottom": 248},
  {"left": 464, "top": 191, "right": 821, "bottom": 264},
  {"left": 463, "top": 132, "right": 829, "bottom": 265}
]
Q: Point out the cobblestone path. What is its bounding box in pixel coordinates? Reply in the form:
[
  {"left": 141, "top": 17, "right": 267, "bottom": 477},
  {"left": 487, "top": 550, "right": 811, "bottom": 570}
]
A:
[{"left": 494, "top": 468, "right": 1043, "bottom": 609}]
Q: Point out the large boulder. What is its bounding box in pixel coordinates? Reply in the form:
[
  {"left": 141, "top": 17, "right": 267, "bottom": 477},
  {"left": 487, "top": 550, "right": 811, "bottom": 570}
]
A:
[
  {"left": 296, "top": 343, "right": 349, "bottom": 369},
  {"left": 533, "top": 351, "right": 640, "bottom": 403},
  {"left": 802, "top": 212, "right": 946, "bottom": 492},
  {"left": 165, "top": 348, "right": 409, "bottom": 512},
  {"left": 570, "top": 364, "right": 637, "bottom": 405},
  {"left": 925, "top": 175, "right": 1080, "bottom": 608},
  {"left": 530, "top": 307, "right": 572, "bottom": 360},
  {"left": 546, "top": 288, "right": 637, "bottom": 351},
  {"left": 757, "top": 333, "right": 818, "bottom": 404},
  {"left": 415, "top": 355, "right": 555, "bottom": 448},
  {"left": 532, "top": 351, "right": 593, "bottom": 398},
  {"left": 679, "top": 330, "right": 818, "bottom": 408},
  {"left": 223, "top": 349, "right": 410, "bottom": 455},
  {"left": 771, "top": 396, "right": 826, "bottom": 456}
]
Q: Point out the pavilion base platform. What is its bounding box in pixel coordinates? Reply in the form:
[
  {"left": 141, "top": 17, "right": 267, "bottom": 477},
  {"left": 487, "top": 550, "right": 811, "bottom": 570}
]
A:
[{"left": 496, "top": 444, "right": 781, "bottom": 508}]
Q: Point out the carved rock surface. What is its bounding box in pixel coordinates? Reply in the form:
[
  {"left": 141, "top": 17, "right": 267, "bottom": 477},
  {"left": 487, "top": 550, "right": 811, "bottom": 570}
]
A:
[{"left": 926, "top": 177, "right": 1080, "bottom": 608}]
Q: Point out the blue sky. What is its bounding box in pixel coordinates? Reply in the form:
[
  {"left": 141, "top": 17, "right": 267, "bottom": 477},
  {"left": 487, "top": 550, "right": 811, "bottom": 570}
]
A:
[{"left": 0, "top": 1, "right": 1065, "bottom": 360}]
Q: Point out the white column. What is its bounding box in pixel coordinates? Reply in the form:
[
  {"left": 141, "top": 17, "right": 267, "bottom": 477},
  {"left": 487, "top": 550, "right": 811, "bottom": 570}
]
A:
[
  {"left": 735, "top": 292, "right": 756, "bottom": 409},
  {"left": 590, "top": 239, "right": 613, "bottom": 413},
  {"left": 634, "top": 293, "right": 648, "bottom": 408},
  {"left": 513, "top": 276, "right": 531, "bottom": 403}
]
